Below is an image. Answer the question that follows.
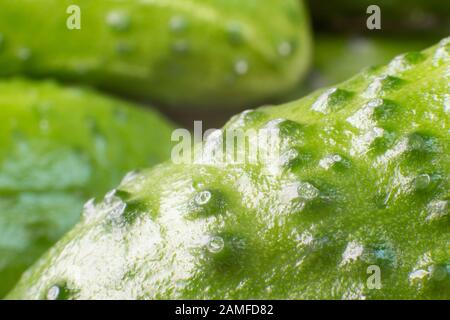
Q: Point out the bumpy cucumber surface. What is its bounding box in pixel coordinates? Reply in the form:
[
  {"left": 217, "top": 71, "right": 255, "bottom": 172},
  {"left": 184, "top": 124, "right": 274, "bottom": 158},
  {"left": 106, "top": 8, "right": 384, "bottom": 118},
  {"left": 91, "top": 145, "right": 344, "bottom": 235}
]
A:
[
  {"left": 290, "top": 36, "right": 437, "bottom": 97},
  {"left": 8, "top": 38, "right": 450, "bottom": 300},
  {"left": 0, "top": 78, "right": 174, "bottom": 297},
  {"left": 0, "top": 0, "right": 311, "bottom": 110}
]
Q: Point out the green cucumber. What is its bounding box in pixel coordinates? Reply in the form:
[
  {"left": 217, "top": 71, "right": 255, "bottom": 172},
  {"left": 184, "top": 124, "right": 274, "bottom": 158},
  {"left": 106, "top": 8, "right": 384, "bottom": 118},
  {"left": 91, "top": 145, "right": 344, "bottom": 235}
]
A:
[
  {"left": 8, "top": 38, "right": 449, "bottom": 300},
  {"left": 290, "top": 36, "right": 437, "bottom": 97},
  {"left": 0, "top": 0, "right": 311, "bottom": 110},
  {"left": 0, "top": 78, "right": 174, "bottom": 297}
]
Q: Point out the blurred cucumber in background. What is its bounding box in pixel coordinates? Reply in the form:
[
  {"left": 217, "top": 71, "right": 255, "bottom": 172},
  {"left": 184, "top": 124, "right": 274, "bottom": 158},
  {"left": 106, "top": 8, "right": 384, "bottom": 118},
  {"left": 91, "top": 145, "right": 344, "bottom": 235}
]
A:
[
  {"left": 0, "top": 0, "right": 311, "bottom": 113},
  {"left": 0, "top": 78, "right": 174, "bottom": 297}
]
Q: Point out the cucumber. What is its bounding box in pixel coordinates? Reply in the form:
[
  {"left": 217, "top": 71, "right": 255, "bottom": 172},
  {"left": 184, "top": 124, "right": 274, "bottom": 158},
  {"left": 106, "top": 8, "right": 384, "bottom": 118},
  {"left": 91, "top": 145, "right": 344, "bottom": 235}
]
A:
[
  {"left": 0, "top": 0, "right": 311, "bottom": 110},
  {"left": 0, "top": 78, "right": 174, "bottom": 297},
  {"left": 291, "top": 36, "right": 438, "bottom": 97},
  {"left": 7, "top": 38, "right": 449, "bottom": 299}
]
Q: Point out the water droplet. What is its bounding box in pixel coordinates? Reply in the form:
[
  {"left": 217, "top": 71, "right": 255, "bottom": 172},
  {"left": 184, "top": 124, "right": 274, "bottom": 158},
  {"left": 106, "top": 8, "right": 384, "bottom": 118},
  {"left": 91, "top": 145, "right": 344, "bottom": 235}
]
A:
[
  {"left": 297, "top": 182, "right": 319, "bottom": 200},
  {"left": 319, "top": 154, "right": 342, "bottom": 170},
  {"left": 46, "top": 285, "right": 61, "bottom": 300},
  {"left": 426, "top": 200, "right": 448, "bottom": 222},
  {"left": 172, "top": 39, "right": 189, "bottom": 54},
  {"left": 106, "top": 11, "right": 130, "bottom": 32},
  {"left": 189, "top": 189, "right": 225, "bottom": 218},
  {"left": 17, "top": 47, "right": 32, "bottom": 61},
  {"left": 169, "top": 15, "right": 187, "bottom": 33},
  {"left": 277, "top": 41, "right": 293, "bottom": 57},
  {"left": 332, "top": 154, "right": 342, "bottom": 162},
  {"left": 413, "top": 174, "right": 431, "bottom": 190},
  {"left": 194, "top": 190, "right": 212, "bottom": 206},
  {"left": 234, "top": 59, "right": 249, "bottom": 76},
  {"left": 207, "top": 236, "right": 224, "bottom": 253},
  {"left": 226, "top": 22, "right": 243, "bottom": 45}
]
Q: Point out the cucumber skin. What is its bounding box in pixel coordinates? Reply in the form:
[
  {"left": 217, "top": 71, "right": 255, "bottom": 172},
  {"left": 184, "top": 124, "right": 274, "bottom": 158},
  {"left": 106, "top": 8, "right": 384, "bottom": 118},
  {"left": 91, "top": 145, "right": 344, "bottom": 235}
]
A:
[
  {"left": 0, "top": 0, "right": 311, "bottom": 110},
  {"left": 312, "top": 36, "right": 437, "bottom": 88},
  {"left": 7, "top": 39, "right": 450, "bottom": 300},
  {"left": 0, "top": 78, "right": 174, "bottom": 297},
  {"left": 289, "top": 36, "right": 438, "bottom": 98}
]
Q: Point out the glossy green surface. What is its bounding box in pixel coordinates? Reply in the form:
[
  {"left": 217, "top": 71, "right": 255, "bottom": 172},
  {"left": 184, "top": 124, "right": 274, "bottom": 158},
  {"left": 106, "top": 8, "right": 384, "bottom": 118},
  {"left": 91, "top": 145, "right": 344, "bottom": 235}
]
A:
[
  {"left": 0, "top": 78, "right": 174, "bottom": 297},
  {"left": 8, "top": 39, "right": 450, "bottom": 300},
  {"left": 290, "top": 36, "right": 437, "bottom": 98},
  {"left": 311, "top": 36, "right": 437, "bottom": 89},
  {"left": 0, "top": 0, "right": 311, "bottom": 110}
]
